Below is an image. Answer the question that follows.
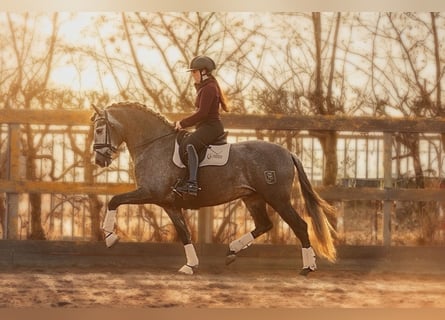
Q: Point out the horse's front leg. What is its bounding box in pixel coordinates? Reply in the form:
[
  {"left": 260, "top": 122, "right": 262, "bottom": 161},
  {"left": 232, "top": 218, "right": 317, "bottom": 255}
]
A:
[
  {"left": 163, "top": 206, "right": 199, "bottom": 275},
  {"left": 103, "top": 188, "right": 151, "bottom": 248}
]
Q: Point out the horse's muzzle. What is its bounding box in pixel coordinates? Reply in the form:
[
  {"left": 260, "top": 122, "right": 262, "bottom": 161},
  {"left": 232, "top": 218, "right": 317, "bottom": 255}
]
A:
[{"left": 94, "top": 150, "right": 112, "bottom": 167}]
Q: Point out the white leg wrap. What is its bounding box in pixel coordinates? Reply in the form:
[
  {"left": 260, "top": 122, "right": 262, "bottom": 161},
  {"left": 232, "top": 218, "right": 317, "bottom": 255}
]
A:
[
  {"left": 105, "top": 232, "right": 119, "bottom": 248},
  {"left": 178, "top": 244, "right": 199, "bottom": 275},
  {"left": 102, "top": 210, "right": 117, "bottom": 233},
  {"left": 229, "top": 232, "right": 255, "bottom": 253},
  {"left": 102, "top": 210, "right": 119, "bottom": 248},
  {"left": 184, "top": 243, "right": 199, "bottom": 267},
  {"left": 302, "top": 247, "right": 317, "bottom": 271}
]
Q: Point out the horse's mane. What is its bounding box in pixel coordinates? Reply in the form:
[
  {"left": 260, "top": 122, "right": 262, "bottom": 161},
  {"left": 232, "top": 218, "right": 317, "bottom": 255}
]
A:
[{"left": 107, "top": 102, "right": 173, "bottom": 128}]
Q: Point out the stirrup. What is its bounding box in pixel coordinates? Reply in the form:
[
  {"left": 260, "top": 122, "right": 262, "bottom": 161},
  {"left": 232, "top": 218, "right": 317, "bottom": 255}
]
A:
[{"left": 174, "top": 181, "right": 200, "bottom": 196}]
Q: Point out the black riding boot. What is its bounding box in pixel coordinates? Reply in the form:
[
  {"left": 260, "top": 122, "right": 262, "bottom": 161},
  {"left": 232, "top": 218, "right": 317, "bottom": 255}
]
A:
[{"left": 175, "top": 144, "right": 200, "bottom": 196}]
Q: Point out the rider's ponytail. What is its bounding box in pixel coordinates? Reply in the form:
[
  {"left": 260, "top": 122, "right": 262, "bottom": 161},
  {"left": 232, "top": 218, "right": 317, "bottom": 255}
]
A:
[{"left": 216, "top": 80, "right": 229, "bottom": 112}]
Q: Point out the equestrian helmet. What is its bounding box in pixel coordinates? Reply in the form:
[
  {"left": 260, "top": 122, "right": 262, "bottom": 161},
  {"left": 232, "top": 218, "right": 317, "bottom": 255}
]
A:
[{"left": 187, "top": 55, "right": 216, "bottom": 73}]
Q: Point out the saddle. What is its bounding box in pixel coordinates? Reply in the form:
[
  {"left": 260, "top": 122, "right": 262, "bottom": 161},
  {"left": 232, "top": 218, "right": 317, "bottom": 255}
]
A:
[{"left": 172, "top": 131, "right": 231, "bottom": 168}]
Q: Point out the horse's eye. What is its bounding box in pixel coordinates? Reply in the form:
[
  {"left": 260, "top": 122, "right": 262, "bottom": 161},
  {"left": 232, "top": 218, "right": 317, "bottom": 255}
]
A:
[{"left": 96, "top": 128, "right": 104, "bottom": 135}]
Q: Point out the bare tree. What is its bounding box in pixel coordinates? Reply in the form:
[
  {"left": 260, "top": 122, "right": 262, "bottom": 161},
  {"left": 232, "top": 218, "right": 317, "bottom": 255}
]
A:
[
  {"left": 86, "top": 12, "right": 268, "bottom": 113},
  {"left": 3, "top": 13, "right": 62, "bottom": 239},
  {"left": 353, "top": 12, "right": 445, "bottom": 242},
  {"left": 254, "top": 13, "right": 357, "bottom": 187},
  {"left": 0, "top": 148, "right": 5, "bottom": 236},
  {"left": 363, "top": 13, "right": 445, "bottom": 185},
  {"left": 66, "top": 94, "right": 105, "bottom": 241},
  {"left": 430, "top": 13, "right": 445, "bottom": 153},
  {"left": 307, "top": 12, "right": 342, "bottom": 186}
]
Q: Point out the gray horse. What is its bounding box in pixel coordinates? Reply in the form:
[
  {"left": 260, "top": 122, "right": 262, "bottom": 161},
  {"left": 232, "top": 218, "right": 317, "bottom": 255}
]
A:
[{"left": 92, "top": 102, "right": 337, "bottom": 275}]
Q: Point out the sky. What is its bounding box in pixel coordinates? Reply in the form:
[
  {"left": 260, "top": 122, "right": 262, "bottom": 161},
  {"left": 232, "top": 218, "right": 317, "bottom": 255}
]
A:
[{"left": 1, "top": 0, "right": 445, "bottom": 12}]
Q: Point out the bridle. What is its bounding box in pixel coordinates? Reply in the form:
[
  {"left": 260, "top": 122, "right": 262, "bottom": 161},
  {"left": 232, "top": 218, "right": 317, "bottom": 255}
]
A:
[
  {"left": 93, "top": 110, "right": 176, "bottom": 160},
  {"left": 93, "top": 111, "right": 118, "bottom": 161}
]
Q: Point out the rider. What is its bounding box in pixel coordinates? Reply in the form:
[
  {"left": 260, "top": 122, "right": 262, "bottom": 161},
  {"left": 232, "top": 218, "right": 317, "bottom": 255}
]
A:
[{"left": 174, "top": 55, "right": 229, "bottom": 196}]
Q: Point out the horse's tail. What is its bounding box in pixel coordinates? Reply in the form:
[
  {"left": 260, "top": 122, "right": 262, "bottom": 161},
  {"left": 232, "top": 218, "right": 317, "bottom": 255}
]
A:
[{"left": 291, "top": 153, "right": 337, "bottom": 262}]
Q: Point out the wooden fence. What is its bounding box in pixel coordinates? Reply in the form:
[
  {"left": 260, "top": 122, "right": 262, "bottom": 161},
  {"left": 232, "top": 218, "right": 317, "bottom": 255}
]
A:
[{"left": 2, "top": 108, "right": 445, "bottom": 245}]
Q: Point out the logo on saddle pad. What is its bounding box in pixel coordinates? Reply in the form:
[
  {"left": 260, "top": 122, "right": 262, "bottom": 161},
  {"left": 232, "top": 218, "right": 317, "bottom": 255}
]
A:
[{"left": 172, "top": 141, "right": 231, "bottom": 168}]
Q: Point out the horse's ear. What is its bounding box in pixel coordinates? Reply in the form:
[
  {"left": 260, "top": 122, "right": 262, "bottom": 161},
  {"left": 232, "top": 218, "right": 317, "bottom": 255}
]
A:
[
  {"left": 91, "top": 104, "right": 104, "bottom": 118},
  {"left": 90, "top": 104, "right": 104, "bottom": 121},
  {"left": 91, "top": 104, "right": 104, "bottom": 121}
]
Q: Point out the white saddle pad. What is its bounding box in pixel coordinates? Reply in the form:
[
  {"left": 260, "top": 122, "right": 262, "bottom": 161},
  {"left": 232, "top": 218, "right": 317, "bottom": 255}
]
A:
[{"left": 172, "top": 141, "right": 231, "bottom": 168}]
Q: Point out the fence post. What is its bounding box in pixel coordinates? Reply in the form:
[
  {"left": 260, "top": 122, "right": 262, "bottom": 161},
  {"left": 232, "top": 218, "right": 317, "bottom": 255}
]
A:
[
  {"left": 383, "top": 132, "right": 392, "bottom": 246},
  {"left": 198, "top": 206, "right": 213, "bottom": 244},
  {"left": 5, "top": 124, "right": 20, "bottom": 239}
]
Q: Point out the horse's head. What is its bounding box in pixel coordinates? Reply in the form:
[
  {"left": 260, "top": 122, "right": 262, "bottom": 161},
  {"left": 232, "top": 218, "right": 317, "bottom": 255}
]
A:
[{"left": 91, "top": 104, "right": 124, "bottom": 167}]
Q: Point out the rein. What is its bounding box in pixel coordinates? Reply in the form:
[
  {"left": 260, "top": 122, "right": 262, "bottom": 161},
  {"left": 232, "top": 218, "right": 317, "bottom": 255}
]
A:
[{"left": 132, "top": 131, "right": 176, "bottom": 151}]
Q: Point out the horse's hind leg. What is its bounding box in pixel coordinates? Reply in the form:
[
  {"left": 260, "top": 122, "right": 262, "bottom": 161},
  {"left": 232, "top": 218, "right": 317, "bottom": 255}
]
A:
[
  {"left": 270, "top": 200, "right": 317, "bottom": 275},
  {"left": 226, "top": 195, "right": 273, "bottom": 265}
]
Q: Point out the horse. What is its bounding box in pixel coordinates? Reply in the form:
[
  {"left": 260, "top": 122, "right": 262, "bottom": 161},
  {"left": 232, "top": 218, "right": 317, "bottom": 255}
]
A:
[{"left": 91, "top": 102, "right": 337, "bottom": 276}]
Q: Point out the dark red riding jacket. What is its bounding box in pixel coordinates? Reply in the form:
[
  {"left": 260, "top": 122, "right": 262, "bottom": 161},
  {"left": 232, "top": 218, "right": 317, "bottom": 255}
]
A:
[{"left": 179, "top": 77, "right": 222, "bottom": 129}]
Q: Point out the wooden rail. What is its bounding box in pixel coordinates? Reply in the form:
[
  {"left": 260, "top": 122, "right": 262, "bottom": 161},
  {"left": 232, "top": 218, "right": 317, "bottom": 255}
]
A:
[
  {"left": 2, "top": 109, "right": 445, "bottom": 132},
  {"left": 2, "top": 108, "right": 445, "bottom": 244},
  {"left": 1, "top": 180, "right": 445, "bottom": 202}
]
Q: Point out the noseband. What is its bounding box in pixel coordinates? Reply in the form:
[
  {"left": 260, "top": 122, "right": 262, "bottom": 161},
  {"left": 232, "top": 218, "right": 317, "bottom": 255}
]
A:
[{"left": 93, "top": 111, "right": 118, "bottom": 160}]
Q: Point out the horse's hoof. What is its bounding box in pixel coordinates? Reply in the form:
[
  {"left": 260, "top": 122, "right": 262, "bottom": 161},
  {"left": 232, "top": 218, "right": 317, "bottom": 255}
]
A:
[
  {"left": 105, "top": 233, "right": 119, "bottom": 248},
  {"left": 299, "top": 268, "right": 315, "bottom": 276},
  {"left": 225, "top": 253, "right": 237, "bottom": 265},
  {"left": 178, "top": 264, "right": 198, "bottom": 275}
]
